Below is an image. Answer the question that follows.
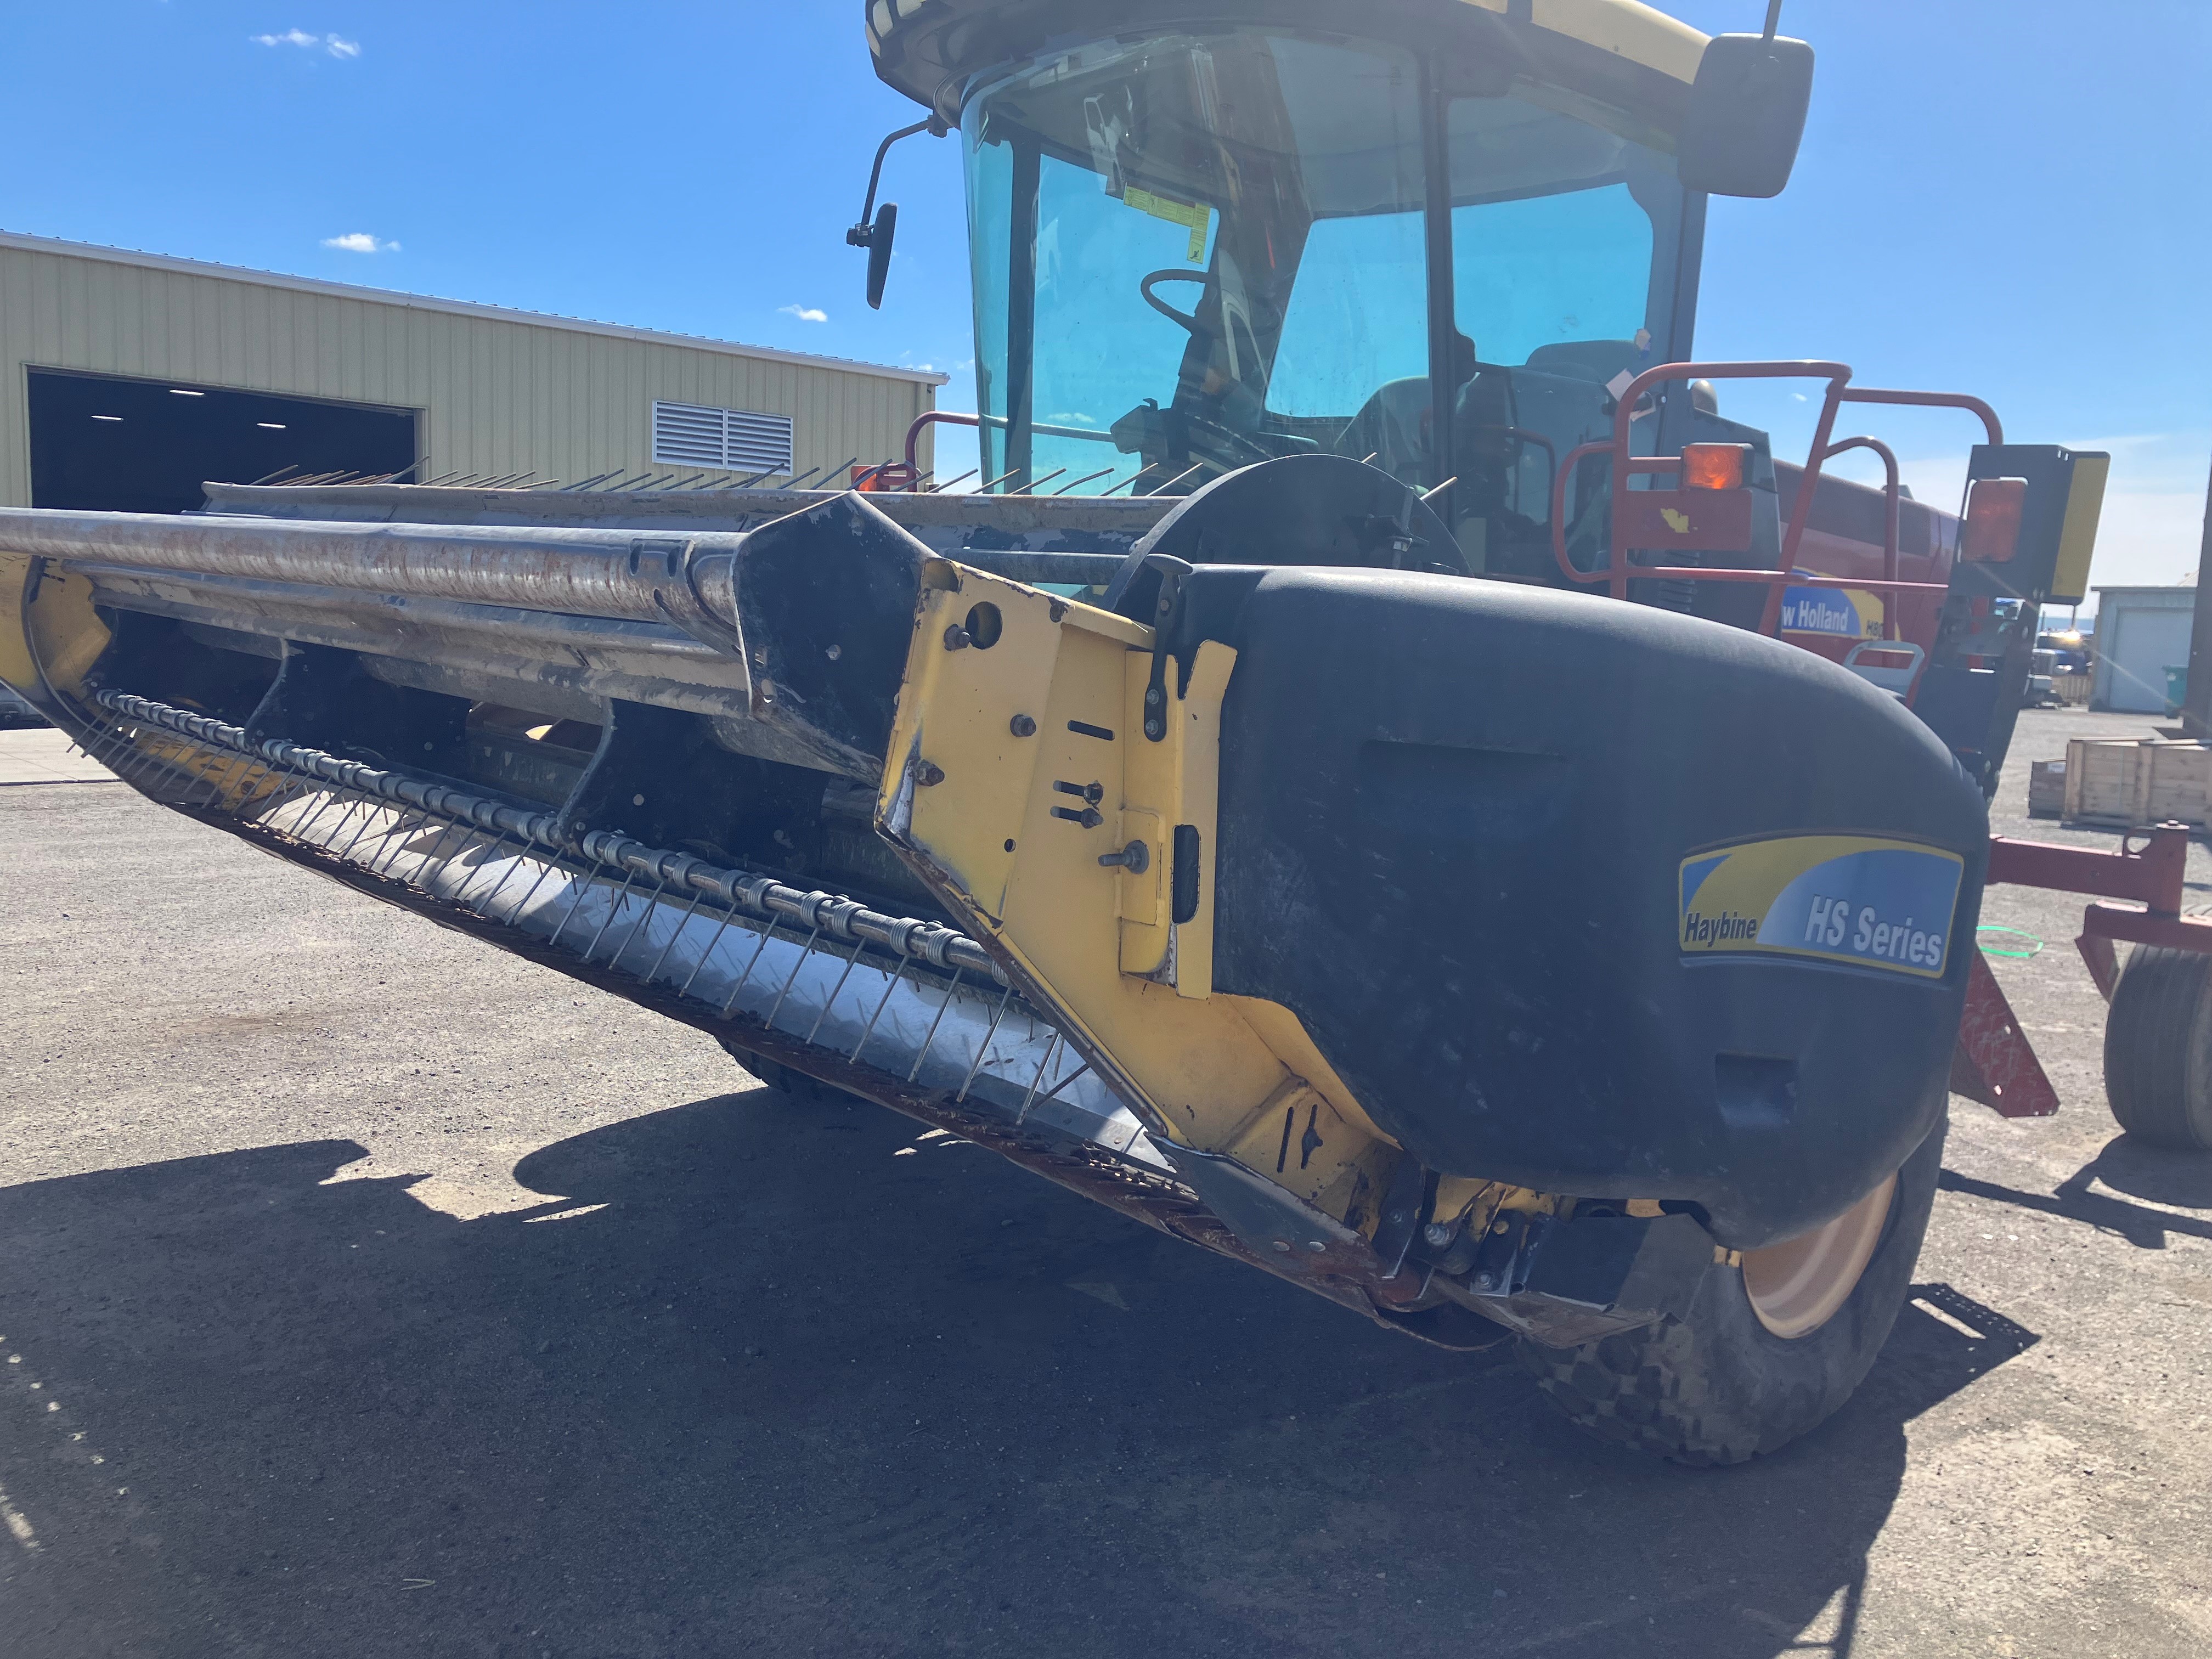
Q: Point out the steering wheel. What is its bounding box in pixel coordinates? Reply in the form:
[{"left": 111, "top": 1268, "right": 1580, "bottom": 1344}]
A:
[
  {"left": 1187, "top": 409, "right": 1282, "bottom": 470},
  {"left": 1140, "top": 269, "right": 1215, "bottom": 340}
]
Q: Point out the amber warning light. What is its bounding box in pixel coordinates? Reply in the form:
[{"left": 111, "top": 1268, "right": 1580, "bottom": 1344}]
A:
[
  {"left": 1682, "top": 443, "right": 1751, "bottom": 492},
  {"left": 1962, "top": 477, "right": 2027, "bottom": 563}
]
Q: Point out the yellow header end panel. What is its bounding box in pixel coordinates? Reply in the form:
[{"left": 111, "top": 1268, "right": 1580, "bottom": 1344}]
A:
[
  {"left": 1116, "top": 639, "right": 1233, "bottom": 989},
  {"left": 877, "top": 562, "right": 1401, "bottom": 1238},
  {"left": 2, "top": 557, "right": 110, "bottom": 702},
  {"left": 877, "top": 563, "right": 1071, "bottom": 921},
  {"left": 0, "top": 554, "right": 37, "bottom": 697}
]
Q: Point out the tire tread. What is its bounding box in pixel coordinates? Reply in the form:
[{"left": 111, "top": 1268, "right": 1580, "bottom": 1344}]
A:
[
  {"left": 1515, "top": 1118, "right": 1946, "bottom": 1466},
  {"left": 2104, "top": 940, "right": 2212, "bottom": 1151}
]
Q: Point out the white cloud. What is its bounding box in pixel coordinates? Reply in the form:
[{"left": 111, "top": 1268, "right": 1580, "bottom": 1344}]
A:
[
  {"left": 254, "top": 29, "right": 360, "bottom": 58},
  {"left": 322, "top": 232, "right": 399, "bottom": 253},
  {"left": 779, "top": 304, "right": 828, "bottom": 324}
]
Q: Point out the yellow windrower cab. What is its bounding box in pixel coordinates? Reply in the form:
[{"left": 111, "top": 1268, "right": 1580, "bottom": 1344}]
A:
[{"left": 0, "top": 1, "right": 2121, "bottom": 1464}]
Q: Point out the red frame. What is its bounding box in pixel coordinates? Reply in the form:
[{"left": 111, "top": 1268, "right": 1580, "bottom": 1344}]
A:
[
  {"left": 1987, "top": 825, "right": 2212, "bottom": 998},
  {"left": 1546, "top": 362, "right": 2001, "bottom": 633}
]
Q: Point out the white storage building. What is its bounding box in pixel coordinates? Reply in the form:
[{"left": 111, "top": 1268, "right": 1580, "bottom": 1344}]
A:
[{"left": 2092, "top": 584, "right": 2197, "bottom": 714}]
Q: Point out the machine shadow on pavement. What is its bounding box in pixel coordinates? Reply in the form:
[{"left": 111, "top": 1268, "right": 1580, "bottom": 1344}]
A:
[
  {"left": 1940, "top": 1141, "right": 2212, "bottom": 1250},
  {"left": 0, "top": 1086, "right": 2040, "bottom": 1659}
]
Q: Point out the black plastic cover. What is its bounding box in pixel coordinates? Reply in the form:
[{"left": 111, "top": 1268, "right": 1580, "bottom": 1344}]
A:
[{"left": 1193, "top": 567, "right": 1986, "bottom": 1249}]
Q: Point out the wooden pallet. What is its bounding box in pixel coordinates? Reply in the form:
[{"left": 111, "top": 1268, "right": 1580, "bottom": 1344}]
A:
[
  {"left": 2062, "top": 737, "right": 2211, "bottom": 830},
  {"left": 2028, "top": 758, "right": 2067, "bottom": 819}
]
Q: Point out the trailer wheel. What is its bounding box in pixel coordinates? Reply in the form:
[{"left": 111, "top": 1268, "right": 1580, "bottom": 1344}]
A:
[
  {"left": 2104, "top": 932, "right": 2212, "bottom": 1151},
  {"left": 1516, "top": 1118, "right": 1945, "bottom": 1465}
]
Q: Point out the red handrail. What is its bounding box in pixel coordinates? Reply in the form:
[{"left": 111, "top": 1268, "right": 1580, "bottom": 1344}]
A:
[
  {"left": 905, "top": 410, "right": 980, "bottom": 471},
  {"left": 1546, "top": 361, "right": 2004, "bottom": 635},
  {"left": 1816, "top": 435, "right": 1902, "bottom": 639}
]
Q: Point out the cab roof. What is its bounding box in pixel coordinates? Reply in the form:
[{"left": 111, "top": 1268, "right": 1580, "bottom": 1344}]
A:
[{"left": 867, "top": 0, "right": 1712, "bottom": 123}]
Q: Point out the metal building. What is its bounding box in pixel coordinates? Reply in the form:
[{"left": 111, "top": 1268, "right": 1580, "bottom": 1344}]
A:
[
  {"left": 2092, "top": 583, "right": 2197, "bottom": 714},
  {"left": 0, "top": 229, "right": 944, "bottom": 513}
]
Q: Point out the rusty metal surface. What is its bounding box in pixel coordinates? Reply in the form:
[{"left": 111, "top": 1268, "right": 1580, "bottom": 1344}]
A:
[{"left": 1951, "top": 950, "right": 2061, "bottom": 1118}]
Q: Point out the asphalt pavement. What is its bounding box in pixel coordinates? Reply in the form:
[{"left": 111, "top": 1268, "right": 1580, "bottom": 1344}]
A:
[{"left": 0, "top": 706, "right": 2207, "bottom": 1658}]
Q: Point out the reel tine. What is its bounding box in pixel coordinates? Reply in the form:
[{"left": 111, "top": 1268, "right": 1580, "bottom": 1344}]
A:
[
  {"left": 906, "top": 967, "right": 966, "bottom": 1084},
  {"left": 849, "top": 956, "right": 910, "bottom": 1068},
  {"left": 764, "top": 927, "right": 826, "bottom": 1029},
  {"left": 958, "top": 985, "right": 1018, "bottom": 1103}
]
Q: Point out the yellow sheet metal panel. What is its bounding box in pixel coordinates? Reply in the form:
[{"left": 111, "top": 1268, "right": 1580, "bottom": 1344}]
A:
[
  {"left": 878, "top": 562, "right": 1404, "bottom": 1238},
  {"left": 2051, "top": 451, "right": 2110, "bottom": 606},
  {"left": 879, "top": 565, "right": 1071, "bottom": 918},
  {"left": 0, "top": 233, "right": 937, "bottom": 507},
  {"left": 0, "top": 555, "right": 109, "bottom": 698},
  {"left": 0, "top": 554, "right": 35, "bottom": 694}
]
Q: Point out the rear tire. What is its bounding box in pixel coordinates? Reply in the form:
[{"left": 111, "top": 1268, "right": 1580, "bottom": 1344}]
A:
[
  {"left": 1516, "top": 1117, "right": 1945, "bottom": 1465},
  {"left": 2104, "top": 934, "right": 2212, "bottom": 1152}
]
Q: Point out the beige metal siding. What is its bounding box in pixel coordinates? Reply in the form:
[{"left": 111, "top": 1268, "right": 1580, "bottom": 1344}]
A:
[{"left": 0, "top": 238, "right": 938, "bottom": 505}]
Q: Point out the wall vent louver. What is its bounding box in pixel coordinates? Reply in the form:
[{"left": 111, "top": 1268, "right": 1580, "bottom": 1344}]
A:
[{"left": 651, "top": 399, "right": 793, "bottom": 474}]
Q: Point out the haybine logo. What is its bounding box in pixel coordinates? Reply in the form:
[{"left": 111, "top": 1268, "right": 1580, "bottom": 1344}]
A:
[
  {"left": 1683, "top": 910, "right": 1760, "bottom": 946},
  {"left": 1678, "top": 836, "right": 1965, "bottom": 978}
]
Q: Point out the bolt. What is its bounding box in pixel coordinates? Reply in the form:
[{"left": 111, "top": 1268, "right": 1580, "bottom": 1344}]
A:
[
  {"left": 943, "top": 625, "right": 972, "bottom": 651},
  {"left": 915, "top": 761, "right": 946, "bottom": 787},
  {"left": 1474, "top": 1271, "right": 1496, "bottom": 1291},
  {"left": 1271, "top": 1240, "right": 1292, "bottom": 1254},
  {"left": 1423, "top": 1221, "right": 1455, "bottom": 1249},
  {"left": 1009, "top": 714, "right": 1036, "bottom": 738},
  {"left": 1305, "top": 1240, "right": 1327, "bottom": 1254},
  {"left": 1097, "top": 840, "right": 1150, "bottom": 873},
  {"left": 1145, "top": 686, "right": 1162, "bottom": 706},
  {"left": 825, "top": 643, "right": 842, "bottom": 661},
  {"left": 631, "top": 793, "right": 645, "bottom": 807}
]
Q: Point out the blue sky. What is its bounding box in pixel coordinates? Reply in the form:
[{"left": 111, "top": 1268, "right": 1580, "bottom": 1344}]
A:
[{"left": 2, "top": 0, "right": 2205, "bottom": 589}]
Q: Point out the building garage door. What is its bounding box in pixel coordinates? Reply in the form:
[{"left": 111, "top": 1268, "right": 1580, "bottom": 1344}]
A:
[
  {"left": 27, "top": 369, "right": 417, "bottom": 515},
  {"left": 2101, "top": 606, "right": 2192, "bottom": 714}
]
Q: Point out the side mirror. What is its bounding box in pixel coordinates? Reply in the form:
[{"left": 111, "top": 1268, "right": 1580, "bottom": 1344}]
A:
[
  {"left": 847, "top": 115, "right": 943, "bottom": 311},
  {"left": 1678, "top": 32, "right": 1815, "bottom": 199},
  {"left": 864, "top": 204, "right": 898, "bottom": 311}
]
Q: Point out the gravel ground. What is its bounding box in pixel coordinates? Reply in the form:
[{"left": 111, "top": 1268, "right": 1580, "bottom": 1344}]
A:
[{"left": 0, "top": 706, "right": 2207, "bottom": 1658}]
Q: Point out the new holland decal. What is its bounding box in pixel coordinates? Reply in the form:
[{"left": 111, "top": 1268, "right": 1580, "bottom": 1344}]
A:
[{"left": 1679, "top": 835, "right": 1965, "bottom": 978}]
